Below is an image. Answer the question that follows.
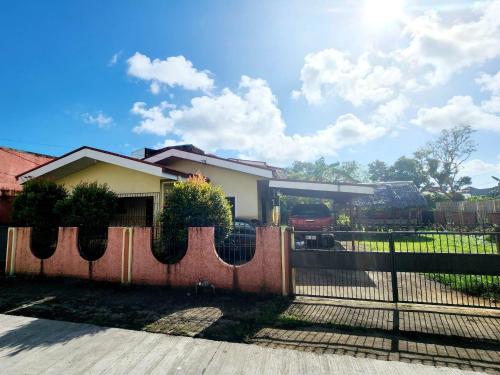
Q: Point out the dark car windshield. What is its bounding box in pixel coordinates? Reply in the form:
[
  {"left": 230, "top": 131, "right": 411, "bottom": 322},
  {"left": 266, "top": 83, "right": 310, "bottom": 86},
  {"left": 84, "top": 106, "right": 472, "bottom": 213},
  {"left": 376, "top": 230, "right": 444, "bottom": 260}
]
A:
[
  {"left": 291, "top": 204, "right": 330, "bottom": 218},
  {"left": 233, "top": 220, "right": 256, "bottom": 234}
]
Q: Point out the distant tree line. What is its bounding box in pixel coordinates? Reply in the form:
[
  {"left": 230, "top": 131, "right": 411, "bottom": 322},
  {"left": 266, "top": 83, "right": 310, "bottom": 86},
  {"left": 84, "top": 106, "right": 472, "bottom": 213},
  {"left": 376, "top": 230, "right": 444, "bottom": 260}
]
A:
[{"left": 282, "top": 125, "right": 497, "bottom": 203}]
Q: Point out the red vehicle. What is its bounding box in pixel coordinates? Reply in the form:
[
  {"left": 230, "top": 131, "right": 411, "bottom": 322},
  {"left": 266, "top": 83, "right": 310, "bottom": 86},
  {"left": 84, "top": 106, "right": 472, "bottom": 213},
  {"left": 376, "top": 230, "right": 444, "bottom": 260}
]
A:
[{"left": 288, "top": 203, "right": 333, "bottom": 231}]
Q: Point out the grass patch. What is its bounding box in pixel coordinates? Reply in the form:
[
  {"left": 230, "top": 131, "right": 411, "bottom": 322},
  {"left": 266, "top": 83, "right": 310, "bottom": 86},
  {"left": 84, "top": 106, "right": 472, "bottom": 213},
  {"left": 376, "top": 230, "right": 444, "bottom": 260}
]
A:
[
  {"left": 427, "top": 274, "right": 500, "bottom": 301},
  {"left": 350, "top": 233, "right": 499, "bottom": 254}
]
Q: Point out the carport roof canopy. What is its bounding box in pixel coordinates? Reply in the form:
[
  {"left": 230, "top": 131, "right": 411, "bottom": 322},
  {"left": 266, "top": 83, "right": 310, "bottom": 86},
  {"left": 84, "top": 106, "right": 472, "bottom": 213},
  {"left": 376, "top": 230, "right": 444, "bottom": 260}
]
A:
[{"left": 268, "top": 179, "right": 375, "bottom": 204}]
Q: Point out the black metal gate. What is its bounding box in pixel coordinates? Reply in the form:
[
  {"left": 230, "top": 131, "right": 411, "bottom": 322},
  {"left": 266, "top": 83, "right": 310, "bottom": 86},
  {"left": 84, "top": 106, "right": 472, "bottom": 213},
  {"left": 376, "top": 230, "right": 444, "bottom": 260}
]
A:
[{"left": 291, "top": 230, "right": 500, "bottom": 309}]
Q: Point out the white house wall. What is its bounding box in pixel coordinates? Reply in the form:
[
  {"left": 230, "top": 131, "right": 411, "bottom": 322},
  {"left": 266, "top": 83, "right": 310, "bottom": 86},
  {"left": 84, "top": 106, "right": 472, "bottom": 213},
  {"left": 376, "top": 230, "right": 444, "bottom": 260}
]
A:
[{"left": 164, "top": 159, "right": 264, "bottom": 220}]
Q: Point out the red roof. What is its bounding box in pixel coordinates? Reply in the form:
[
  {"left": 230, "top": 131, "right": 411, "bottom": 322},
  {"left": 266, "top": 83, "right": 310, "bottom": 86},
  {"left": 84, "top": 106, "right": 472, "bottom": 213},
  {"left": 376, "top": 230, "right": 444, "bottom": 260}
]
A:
[{"left": 0, "top": 147, "right": 54, "bottom": 193}]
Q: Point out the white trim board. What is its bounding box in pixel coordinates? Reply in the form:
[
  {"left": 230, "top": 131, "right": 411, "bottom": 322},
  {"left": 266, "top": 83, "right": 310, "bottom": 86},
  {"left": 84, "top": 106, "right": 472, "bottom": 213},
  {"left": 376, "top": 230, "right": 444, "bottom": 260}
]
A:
[
  {"left": 268, "top": 179, "right": 375, "bottom": 195},
  {"left": 144, "top": 149, "right": 274, "bottom": 178},
  {"left": 17, "top": 148, "right": 182, "bottom": 183}
]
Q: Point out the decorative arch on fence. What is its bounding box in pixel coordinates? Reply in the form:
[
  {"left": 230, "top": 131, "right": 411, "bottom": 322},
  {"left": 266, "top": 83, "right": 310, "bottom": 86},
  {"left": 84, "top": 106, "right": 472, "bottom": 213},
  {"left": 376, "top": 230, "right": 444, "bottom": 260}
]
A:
[{"left": 5, "top": 226, "right": 291, "bottom": 295}]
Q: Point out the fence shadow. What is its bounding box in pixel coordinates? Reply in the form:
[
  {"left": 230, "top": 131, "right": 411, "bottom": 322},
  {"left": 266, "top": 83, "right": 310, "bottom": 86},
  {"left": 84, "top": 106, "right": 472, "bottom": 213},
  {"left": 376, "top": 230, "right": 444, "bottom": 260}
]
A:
[
  {"left": 250, "top": 299, "right": 500, "bottom": 374},
  {"left": 295, "top": 269, "right": 377, "bottom": 287},
  {"left": 1, "top": 277, "right": 499, "bottom": 373}
]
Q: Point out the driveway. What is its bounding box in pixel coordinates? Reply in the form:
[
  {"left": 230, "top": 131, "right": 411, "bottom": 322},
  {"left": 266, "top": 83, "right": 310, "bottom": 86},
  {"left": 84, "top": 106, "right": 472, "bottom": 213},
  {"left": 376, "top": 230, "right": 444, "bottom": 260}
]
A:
[
  {"left": 294, "top": 269, "right": 497, "bottom": 308},
  {"left": 0, "top": 314, "right": 482, "bottom": 374}
]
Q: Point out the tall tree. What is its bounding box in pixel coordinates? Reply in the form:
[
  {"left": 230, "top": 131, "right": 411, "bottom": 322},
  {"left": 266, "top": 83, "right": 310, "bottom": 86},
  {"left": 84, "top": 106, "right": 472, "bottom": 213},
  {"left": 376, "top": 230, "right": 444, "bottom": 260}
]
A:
[
  {"left": 390, "top": 156, "right": 429, "bottom": 190},
  {"left": 415, "top": 125, "right": 477, "bottom": 200},
  {"left": 368, "top": 157, "right": 428, "bottom": 190},
  {"left": 368, "top": 160, "right": 390, "bottom": 182},
  {"left": 286, "top": 157, "right": 358, "bottom": 183}
]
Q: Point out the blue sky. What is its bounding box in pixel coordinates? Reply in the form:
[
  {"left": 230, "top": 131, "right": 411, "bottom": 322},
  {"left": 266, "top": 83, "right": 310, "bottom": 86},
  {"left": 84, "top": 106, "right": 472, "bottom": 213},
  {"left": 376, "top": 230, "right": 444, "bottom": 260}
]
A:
[{"left": 1, "top": 0, "right": 500, "bottom": 187}]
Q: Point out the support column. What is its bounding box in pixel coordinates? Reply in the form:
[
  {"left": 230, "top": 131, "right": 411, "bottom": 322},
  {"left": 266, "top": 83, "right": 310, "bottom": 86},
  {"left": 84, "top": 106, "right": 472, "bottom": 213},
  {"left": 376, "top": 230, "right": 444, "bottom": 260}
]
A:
[{"left": 121, "top": 227, "right": 133, "bottom": 284}]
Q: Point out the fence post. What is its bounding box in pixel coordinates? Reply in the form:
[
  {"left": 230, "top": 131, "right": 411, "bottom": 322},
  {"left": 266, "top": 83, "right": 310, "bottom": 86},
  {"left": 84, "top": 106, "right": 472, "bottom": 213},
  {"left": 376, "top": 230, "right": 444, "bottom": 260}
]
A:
[
  {"left": 290, "top": 227, "right": 296, "bottom": 294},
  {"left": 389, "top": 232, "right": 399, "bottom": 304},
  {"left": 495, "top": 226, "right": 500, "bottom": 255}
]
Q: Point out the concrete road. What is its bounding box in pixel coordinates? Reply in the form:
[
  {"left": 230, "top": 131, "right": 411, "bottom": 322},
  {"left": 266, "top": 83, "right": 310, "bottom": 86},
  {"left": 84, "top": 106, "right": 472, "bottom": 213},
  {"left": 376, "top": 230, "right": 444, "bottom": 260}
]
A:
[{"left": 0, "top": 314, "right": 481, "bottom": 375}]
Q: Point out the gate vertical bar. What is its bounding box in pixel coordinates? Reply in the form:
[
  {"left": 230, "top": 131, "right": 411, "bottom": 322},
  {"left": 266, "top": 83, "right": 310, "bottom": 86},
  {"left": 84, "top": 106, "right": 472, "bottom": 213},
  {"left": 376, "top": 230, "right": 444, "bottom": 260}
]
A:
[
  {"left": 389, "top": 232, "right": 399, "bottom": 304},
  {"left": 389, "top": 232, "right": 400, "bottom": 334}
]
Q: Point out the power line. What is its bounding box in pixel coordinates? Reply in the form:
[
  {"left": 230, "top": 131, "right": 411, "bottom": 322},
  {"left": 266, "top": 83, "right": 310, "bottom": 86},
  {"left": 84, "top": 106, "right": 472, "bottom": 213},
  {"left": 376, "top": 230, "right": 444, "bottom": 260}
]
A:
[{"left": 0, "top": 137, "right": 69, "bottom": 150}]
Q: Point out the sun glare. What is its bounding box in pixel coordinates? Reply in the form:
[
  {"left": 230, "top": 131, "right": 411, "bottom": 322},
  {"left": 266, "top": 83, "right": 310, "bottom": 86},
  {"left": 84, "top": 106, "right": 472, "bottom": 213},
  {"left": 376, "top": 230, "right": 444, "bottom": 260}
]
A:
[{"left": 363, "top": 0, "right": 405, "bottom": 27}]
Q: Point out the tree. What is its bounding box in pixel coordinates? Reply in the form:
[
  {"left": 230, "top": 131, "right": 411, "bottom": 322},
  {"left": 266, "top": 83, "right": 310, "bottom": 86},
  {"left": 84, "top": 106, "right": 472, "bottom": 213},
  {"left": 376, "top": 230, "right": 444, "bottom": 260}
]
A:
[
  {"left": 368, "top": 160, "right": 390, "bottom": 182},
  {"left": 368, "top": 157, "right": 428, "bottom": 190},
  {"left": 158, "top": 174, "right": 233, "bottom": 263},
  {"left": 285, "top": 157, "right": 363, "bottom": 183},
  {"left": 339, "top": 161, "right": 368, "bottom": 182},
  {"left": 415, "top": 125, "right": 477, "bottom": 200},
  {"left": 12, "top": 179, "right": 68, "bottom": 258},
  {"left": 390, "top": 156, "right": 429, "bottom": 190},
  {"left": 57, "top": 182, "right": 118, "bottom": 260}
]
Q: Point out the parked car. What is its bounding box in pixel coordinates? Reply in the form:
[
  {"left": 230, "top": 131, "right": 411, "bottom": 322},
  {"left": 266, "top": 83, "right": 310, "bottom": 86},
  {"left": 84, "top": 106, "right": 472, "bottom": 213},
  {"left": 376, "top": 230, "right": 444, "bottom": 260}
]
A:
[
  {"left": 288, "top": 204, "right": 335, "bottom": 249},
  {"left": 288, "top": 203, "right": 333, "bottom": 231},
  {"left": 217, "top": 218, "right": 256, "bottom": 263}
]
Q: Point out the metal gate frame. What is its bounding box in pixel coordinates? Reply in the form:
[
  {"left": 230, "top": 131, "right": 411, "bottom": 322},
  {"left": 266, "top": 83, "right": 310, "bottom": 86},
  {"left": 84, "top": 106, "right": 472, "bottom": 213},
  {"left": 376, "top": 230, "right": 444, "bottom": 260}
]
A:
[{"left": 290, "top": 230, "right": 500, "bottom": 309}]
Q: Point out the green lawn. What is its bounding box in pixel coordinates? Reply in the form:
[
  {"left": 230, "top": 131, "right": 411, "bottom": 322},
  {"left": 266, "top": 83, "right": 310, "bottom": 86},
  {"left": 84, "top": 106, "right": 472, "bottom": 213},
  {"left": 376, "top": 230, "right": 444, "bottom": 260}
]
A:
[
  {"left": 335, "top": 232, "right": 500, "bottom": 301},
  {"left": 427, "top": 274, "right": 500, "bottom": 301},
  {"left": 337, "top": 232, "right": 499, "bottom": 254}
]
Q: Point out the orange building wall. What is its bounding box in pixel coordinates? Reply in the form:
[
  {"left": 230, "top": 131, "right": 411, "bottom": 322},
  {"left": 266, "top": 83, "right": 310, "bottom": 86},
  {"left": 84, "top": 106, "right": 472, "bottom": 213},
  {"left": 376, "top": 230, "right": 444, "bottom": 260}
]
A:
[
  {"left": 6, "top": 226, "right": 290, "bottom": 295},
  {"left": 0, "top": 147, "right": 53, "bottom": 224}
]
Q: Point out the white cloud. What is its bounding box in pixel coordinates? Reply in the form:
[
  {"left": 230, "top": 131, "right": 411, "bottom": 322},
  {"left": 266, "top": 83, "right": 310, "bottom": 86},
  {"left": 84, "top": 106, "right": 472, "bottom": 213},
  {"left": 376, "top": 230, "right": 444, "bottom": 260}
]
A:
[
  {"left": 150, "top": 81, "right": 161, "bottom": 95},
  {"left": 460, "top": 158, "right": 500, "bottom": 178},
  {"left": 482, "top": 95, "right": 500, "bottom": 113},
  {"left": 132, "top": 76, "right": 386, "bottom": 164},
  {"left": 81, "top": 111, "right": 113, "bottom": 128},
  {"left": 127, "top": 53, "right": 214, "bottom": 93},
  {"left": 108, "top": 51, "right": 122, "bottom": 66},
  {"left": 371, "top": 95, "right": 410, "bottom": 126},
  {"left": 294, "top": 1, "right": 500, "bottom": 104},
  {"left": 294, "top": 49, "right": 402, "bottom": 106},
  {"left": 411, "top": 95, "right": 500, "bottom": 133},
  {"left": 476, "top": 70, "right": 500, "bottom": 95},
  {"left": 396, "top": 1, "right": 500, "bottom": 85},
  {"left": 131, "top": 101, "right": 176, "bottom": 135}
]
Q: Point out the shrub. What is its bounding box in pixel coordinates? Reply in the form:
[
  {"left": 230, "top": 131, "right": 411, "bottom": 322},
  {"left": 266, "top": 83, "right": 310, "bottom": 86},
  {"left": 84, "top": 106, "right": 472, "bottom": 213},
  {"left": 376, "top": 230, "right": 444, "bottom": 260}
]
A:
[
  {"left": 12, "top": 179, "right": 68, "bottom": 258},
  {"left": 157, "top": 174, "right": 232, "bottom": 263},
  {"left": 336, "top": 213, "right": 351, "bottom": 227},
  {"left": 57, "top": 182, "right": 118, "bottom": 260}
]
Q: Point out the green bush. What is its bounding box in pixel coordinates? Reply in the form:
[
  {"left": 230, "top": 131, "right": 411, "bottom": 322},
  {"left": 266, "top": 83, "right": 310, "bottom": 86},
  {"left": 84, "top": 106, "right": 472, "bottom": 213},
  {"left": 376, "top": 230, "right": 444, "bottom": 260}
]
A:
[
  {"left": 158, "top": 174, "right": 233, "bottom": 263},
  {"left": 12, "top": 179, "right": 68, "bottom": 258},
  {"left": 57, "top": 182, "right": 118, "bottom": 260},
  {"left": 336, "top": 213, "right": 351, "bottom": 226}
]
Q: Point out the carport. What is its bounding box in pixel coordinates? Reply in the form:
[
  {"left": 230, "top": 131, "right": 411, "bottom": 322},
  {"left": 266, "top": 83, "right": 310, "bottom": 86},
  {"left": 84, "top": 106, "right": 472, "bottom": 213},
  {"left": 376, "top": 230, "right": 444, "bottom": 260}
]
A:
[{"left": 258, "top": 179, "right": 375, "bottom": 225}]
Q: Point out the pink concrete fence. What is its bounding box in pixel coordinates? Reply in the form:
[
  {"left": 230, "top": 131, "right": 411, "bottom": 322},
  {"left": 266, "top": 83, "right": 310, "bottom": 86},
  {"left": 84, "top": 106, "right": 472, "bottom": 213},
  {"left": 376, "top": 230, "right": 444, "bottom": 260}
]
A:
[{"left": 5, "top": 226, "right": 291, "bottom": 295}]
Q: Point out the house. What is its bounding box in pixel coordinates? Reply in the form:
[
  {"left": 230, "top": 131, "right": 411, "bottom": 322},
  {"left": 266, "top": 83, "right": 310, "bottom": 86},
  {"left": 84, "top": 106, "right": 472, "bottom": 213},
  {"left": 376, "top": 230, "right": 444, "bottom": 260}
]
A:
[
  {"left": 461, "top": 185, "right": 499, "bottom": 198},
  {"left": 0, "top": 147, "right": 54, "bottom": 225},
  {"left": 16, "top": 144, "right": 375, "bottom": 226}
]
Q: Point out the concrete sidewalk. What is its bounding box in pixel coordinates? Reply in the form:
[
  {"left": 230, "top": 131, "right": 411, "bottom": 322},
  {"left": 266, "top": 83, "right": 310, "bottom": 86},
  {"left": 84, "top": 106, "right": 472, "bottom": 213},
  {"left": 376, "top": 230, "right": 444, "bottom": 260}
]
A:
[{"left": 0, "top": 314, "right": 481, "bottom": 375}]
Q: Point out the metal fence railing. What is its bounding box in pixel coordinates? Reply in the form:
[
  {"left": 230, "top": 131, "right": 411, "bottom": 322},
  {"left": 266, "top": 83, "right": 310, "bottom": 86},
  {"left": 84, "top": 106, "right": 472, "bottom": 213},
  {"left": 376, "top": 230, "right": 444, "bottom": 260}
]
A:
[
  {"left": 291, "top": 230, "right": 500, "bottom": 309},
  {"left": 214, "top": 223, "right": 257, "bottom": 265}
]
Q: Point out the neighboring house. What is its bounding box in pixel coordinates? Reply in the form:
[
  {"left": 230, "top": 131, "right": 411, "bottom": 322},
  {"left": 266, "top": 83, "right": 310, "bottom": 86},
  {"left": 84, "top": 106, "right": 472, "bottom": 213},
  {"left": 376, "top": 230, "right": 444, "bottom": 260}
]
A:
[
  {"left": 0, "top": 147, "right": 54, "bottom": 225},
  {"left": 461, "top": 186, "right": 499, "bottom": 198},
  {"left": 17, "top": 144, "right": 375, "bottom": 226}
]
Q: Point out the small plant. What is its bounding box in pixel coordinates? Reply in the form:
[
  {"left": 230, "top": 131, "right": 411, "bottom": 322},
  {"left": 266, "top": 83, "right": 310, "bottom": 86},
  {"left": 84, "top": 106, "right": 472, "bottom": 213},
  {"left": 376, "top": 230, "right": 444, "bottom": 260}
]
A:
[
  {"left": 336, "top": 213, "right": 351, "bottom": 227},
  {"left": 12, "top": 179, "right": 68, "bottom": 258},
  {"left": 57, "top": 182, "right": 117, "bottom": 260},
  {"left": 158, "top": 173, "right": 233, "bottom": 263}
]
